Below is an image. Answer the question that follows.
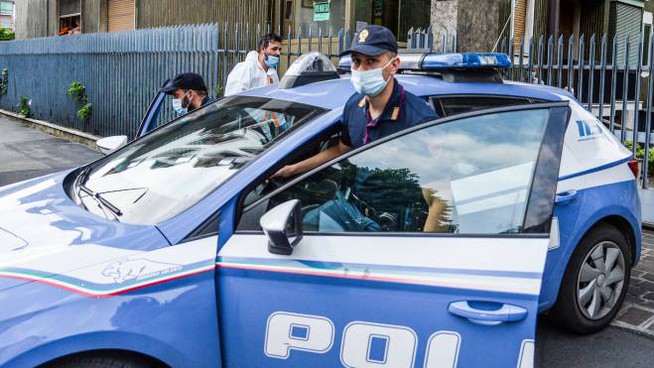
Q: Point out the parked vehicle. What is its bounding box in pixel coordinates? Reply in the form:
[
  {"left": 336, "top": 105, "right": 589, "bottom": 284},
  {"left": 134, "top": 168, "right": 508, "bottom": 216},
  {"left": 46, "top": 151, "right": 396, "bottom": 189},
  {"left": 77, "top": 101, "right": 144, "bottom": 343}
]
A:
[{"left": 0, "top": 52, "right": 640, "bottom": 367}]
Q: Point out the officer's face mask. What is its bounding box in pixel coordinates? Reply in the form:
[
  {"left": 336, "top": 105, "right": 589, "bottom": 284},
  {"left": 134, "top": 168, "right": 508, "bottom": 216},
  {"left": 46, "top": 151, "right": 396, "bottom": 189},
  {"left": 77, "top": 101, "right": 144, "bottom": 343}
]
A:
[
  {"left": 350, "top": 57, "right": 397, "bottom": 96},
  {"left": 172, "top": 90, "right": 191, "bottom": 115},
  {"left": 265, "top": 54, "right": 280, "bottom": 69}
]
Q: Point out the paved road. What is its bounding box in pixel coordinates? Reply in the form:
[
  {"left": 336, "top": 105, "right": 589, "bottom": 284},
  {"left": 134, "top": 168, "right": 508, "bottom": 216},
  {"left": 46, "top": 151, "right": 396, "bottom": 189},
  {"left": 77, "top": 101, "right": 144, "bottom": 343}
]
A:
[
  {"left": 1, "top": 114, "right": 654, "bottom": 367},
  {"left": 0, "top": 117, "right": 102, "bottom": 186}
]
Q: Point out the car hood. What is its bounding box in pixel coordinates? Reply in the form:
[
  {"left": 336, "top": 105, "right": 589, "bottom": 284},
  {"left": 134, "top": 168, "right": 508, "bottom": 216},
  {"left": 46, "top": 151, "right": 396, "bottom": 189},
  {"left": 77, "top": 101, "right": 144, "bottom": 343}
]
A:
[{"left": 0, "top": 171, "right": 170, "bottom": 293}]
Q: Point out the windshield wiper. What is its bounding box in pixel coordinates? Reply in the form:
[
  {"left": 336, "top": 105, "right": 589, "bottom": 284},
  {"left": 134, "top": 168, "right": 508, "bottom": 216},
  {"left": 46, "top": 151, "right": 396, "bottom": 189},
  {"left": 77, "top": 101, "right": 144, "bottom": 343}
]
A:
[
  {"left": 78, "top": 183, "right": 124, "bottom": 219},
  {"left": 74, "top": 166, "right": 92, "bottom": 211}
]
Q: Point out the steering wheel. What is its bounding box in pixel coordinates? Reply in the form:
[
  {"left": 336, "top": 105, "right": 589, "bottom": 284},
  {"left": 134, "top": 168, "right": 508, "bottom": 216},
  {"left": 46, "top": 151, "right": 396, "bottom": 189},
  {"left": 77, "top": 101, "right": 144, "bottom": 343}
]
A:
[{"left": 261, "top": 176, "right": 288, "bottom": 195}]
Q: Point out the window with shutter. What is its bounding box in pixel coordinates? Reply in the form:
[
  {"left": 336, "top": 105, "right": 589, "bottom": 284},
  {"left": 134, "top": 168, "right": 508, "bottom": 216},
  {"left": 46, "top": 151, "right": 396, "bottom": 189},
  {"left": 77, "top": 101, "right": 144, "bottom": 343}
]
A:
[
  {"left": 59, "top": 0, "right": 81, "bottom": 17},
  {"left": 58, "top": 0, "right": 81, "bottom": 36},
  {"left": 609, "top": 1, "right": 643, "bottom": 66},
  {"left": 108, "top": 0, "right": 136, "bottom": 32},
  {"left": 513, "top": 0, "right": 527, "bottom": 52}
]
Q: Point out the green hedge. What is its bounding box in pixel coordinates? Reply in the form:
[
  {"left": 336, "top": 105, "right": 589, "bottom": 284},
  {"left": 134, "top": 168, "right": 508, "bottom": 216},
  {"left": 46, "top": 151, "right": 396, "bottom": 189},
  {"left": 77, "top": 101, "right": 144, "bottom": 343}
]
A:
[{"left": 0, "top": 28, "right": 15, "bottom": 41}]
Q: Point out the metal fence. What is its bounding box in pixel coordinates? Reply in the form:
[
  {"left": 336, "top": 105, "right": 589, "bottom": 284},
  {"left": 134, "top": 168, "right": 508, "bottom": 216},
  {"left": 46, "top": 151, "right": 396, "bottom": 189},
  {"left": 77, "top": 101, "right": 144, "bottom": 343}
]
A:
[
  {"left": 0, "top": 23, "right": 449, "bottom": 139},
  {"left": 494, "top": 33, "right": 654, "bottom": 189},
  {"left": 1, "top": 24, "right": 653, "bottom": 186},
  {"left": 0, "top": 24, "right": 221, "bottom": 137}
]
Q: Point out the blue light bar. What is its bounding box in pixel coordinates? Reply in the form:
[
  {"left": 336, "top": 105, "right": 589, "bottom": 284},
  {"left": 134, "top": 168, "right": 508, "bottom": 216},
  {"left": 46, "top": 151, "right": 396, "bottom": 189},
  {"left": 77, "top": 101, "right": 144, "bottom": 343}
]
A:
[
  {"left": 422, "top": 53, "right": 512, "bottom": 70},
  {"left": 337, "top": 52, "right": 511, "bottom": 73},
  {"left": 338, "top": 55, "right": 352, "bottom": 70}
]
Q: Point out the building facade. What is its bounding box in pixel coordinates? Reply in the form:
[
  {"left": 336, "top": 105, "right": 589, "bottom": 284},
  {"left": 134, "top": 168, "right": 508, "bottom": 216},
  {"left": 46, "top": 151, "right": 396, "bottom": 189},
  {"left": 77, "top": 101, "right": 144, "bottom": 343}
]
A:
[
  {"left": 0, "top": 0, "right": 14, "bottom": 31},
  {"left": 15, "top": 0, "right": 270, "bottom": 39},
  {"left": 432, "top": 0, "right": 649, "bottom": 62},
  {"left": 15, "top": 0, "right": 432, "bottom": 42}
]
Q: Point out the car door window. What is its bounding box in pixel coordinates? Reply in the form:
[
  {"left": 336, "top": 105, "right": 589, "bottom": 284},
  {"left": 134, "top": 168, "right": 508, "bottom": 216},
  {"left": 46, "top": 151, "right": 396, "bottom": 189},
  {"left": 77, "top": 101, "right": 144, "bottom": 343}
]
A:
[
  {"left": 242, "top": 108, "right": 551, "bottom": 234},
  {"left": 432, "top": 96, "right": 543, "bottom": 117}
]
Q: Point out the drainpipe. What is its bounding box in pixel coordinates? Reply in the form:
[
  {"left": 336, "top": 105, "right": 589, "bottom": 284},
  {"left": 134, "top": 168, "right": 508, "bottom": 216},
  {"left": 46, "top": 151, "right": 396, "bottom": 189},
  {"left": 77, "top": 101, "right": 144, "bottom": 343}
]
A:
[{"left": 547, "top": 0, "right": 560, "bottom": 37}]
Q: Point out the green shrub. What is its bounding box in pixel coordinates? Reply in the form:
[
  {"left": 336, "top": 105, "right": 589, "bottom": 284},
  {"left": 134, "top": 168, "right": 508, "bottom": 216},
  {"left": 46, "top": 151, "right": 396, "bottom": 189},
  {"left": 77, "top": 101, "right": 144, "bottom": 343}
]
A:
[
  {"left": 67, "top": 81, "right": 92, "bottom": 120},
  {"left": 67, "top": 81, "right": 87, "bottom": 103},
  {"left": 624, "top": 140, "right": 654, "bottom": 173},
  {"left": 17, "top": 97, "right": 31, "bottom": 118},
  {"left": 0, "top": 68, "right": 7, "bottom": 96},
  {"left": 0, "top": 28, "right": 15, "bottom": 41},
  {"left": 77, "top": 102, "right": 92, "bottom": 120}
]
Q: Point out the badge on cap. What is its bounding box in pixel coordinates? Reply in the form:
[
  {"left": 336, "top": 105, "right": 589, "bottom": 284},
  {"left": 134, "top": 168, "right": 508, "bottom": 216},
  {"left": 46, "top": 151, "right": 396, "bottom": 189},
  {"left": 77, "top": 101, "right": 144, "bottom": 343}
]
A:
[{"left": 359, "top": 29, "right": 369, "bottom": 43}]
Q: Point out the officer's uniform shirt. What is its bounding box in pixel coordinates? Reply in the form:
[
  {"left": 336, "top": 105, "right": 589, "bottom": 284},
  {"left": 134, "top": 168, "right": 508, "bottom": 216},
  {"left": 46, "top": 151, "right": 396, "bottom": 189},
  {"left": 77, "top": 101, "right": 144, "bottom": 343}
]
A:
[{"left": 340, "top": 79, "right": 437, "bottom": 149}]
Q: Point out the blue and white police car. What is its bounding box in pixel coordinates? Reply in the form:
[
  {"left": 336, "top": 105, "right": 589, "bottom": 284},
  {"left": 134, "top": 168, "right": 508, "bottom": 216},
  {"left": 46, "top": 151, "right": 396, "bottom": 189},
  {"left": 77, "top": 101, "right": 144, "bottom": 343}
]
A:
[{"left": 0, "top": 52, "right": 641, "bottom": 368}]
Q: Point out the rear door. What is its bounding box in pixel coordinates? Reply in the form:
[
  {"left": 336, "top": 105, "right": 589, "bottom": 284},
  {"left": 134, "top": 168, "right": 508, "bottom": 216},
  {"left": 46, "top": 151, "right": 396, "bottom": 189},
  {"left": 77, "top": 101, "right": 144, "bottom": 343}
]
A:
[
  {"left": 135, "top": 79, "right": 170, "bottom": 138},
  {"left": 217, "top": 103, "right": 569, "bottom": 367}
]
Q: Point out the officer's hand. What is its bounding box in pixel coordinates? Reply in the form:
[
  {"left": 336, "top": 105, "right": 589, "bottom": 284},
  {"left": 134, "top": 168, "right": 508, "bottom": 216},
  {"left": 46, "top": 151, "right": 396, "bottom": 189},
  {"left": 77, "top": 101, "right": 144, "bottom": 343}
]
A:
[{"left": 273, "top": 164, "right": 297, "bottom": 178}]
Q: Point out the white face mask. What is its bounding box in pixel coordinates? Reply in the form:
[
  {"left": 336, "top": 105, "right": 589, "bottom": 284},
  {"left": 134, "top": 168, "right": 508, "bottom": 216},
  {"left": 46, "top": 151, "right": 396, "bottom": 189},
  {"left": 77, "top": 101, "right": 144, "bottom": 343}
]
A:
[
  {"left": 172, "top": 91, "right": 190, "bottom": 115},
  {"left": 350, "top": 57, "right": 396, "bottom": 96}
]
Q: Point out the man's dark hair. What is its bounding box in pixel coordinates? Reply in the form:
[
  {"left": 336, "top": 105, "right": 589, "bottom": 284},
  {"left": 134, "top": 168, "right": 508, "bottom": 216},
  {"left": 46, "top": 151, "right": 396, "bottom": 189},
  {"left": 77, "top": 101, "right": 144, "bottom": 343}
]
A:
[{"left": 258, "top": 33, "right": 282, "bottom": 50}]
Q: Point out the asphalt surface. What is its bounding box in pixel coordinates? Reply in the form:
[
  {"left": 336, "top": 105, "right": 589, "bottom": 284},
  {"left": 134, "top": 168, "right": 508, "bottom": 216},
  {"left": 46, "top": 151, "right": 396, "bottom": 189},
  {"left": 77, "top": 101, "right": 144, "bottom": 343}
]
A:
[
  {"left": 1, "top": 114, "right": 654, "bottom": 367},
  {"left": 0, "top": 116, "right": 102, "bottom": 186}
]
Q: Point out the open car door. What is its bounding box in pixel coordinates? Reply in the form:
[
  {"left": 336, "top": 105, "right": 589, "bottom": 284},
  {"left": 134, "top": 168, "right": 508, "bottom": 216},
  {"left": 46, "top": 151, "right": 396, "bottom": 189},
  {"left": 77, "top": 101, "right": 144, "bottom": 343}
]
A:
[
  {"left": 96, "top": 79, "right": 170, "bottom": 154},
  {"left": 135, "top": 78, "right": 171, "bottom": 138},
  {"left": 216, "top": 103, "right": 569, "bottom": 367}
]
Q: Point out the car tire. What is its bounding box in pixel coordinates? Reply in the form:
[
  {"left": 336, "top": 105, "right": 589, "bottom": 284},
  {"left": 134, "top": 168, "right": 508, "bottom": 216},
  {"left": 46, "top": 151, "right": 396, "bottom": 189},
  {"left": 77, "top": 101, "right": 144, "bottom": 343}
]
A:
[
  {"left": 44, "top": 354, "right": 155, "bottom": 368},
  {"left": 551, "top": 224, "right": 632, "bottom": 334}
]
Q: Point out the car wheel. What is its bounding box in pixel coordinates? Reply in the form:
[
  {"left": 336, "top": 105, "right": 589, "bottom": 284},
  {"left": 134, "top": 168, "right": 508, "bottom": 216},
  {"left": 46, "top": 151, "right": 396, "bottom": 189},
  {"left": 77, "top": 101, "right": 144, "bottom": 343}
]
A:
[
  {"left": 551, "top": 224, "right": 631, "bottom": 334},
  {"left": 44, "top": 354, "right": 155, "bottom": 368}
]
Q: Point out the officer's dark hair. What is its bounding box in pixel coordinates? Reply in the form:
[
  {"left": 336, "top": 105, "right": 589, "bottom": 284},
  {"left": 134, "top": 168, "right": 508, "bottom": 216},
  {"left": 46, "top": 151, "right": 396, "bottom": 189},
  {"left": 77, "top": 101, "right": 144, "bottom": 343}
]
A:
[{"left": 258, "top": 33, "right": 282, "bottom": 50}]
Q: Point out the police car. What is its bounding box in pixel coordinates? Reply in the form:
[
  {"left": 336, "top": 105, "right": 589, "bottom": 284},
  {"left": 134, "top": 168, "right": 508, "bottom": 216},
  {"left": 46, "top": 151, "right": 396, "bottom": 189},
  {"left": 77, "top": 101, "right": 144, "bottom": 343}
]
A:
[{"left": 0, "top": 52, "right": 641, "bottom": 368}]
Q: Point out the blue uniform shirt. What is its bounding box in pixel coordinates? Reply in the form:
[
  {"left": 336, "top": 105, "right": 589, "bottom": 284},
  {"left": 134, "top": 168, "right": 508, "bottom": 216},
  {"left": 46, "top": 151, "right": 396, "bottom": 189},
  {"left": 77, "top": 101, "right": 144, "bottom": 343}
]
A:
[{"left": 340, "top": 79, "right": 437, "bottom": 148}]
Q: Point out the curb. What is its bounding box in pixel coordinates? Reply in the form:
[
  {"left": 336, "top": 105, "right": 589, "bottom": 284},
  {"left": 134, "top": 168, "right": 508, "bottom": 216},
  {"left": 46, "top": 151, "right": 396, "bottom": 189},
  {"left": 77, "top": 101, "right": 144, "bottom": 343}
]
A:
[{"left": 0, "top": 108, "right": 102, "bottom": 151}]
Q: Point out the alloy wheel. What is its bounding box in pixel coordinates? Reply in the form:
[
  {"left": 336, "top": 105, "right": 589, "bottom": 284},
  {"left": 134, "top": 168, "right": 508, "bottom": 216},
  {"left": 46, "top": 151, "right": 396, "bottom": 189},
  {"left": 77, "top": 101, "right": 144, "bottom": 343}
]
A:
[{"left": 576, "top": 240, "right": 626, "bottom": 320}]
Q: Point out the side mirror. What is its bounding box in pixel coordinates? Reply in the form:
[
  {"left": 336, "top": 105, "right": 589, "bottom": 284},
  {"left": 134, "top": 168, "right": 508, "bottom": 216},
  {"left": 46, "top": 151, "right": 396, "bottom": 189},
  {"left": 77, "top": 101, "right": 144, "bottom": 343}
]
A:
[
  {"left": 97, "top": 135, "right": 128, "bottom": 155},
  {"left": 260, "top": 199, "right": 303, "bottom": 255}
]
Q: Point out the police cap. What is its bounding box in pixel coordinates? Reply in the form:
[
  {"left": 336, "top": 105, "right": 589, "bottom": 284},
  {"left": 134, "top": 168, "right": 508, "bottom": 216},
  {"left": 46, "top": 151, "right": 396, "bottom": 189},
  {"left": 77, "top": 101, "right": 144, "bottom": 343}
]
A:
[
  {"left": 160, "top": 73, "right": 208, "bottom": 94},
  {"left": 339, "top": 25, "right": 398, "bottom": 57}
]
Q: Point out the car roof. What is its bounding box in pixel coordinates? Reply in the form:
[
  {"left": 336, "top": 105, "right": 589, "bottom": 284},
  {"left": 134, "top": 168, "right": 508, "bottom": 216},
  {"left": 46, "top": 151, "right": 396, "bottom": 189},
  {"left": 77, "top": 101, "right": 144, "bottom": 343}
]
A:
[{"left": 238, "top": 74, "right": 574, "bottom": 110}]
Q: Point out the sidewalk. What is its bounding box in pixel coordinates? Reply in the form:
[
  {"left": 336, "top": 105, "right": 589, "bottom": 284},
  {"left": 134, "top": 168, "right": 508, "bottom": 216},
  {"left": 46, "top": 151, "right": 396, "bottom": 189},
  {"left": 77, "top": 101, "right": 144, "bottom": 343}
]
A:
[
  {"left": 640, "top": 189, "right": 654, "bottom": 227},
  {"left": 612, "top": 229, "right": 654, "bottom": 336},
  {"left": 0, "top": 113, "right": 102, "bottom": 186}
]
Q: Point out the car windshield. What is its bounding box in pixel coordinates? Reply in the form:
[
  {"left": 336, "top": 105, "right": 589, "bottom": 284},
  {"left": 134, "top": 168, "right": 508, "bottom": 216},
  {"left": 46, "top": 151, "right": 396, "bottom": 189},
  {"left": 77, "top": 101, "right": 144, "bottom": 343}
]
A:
[{"left": 73, "top": 95, "right": 326, "bottom": 225}]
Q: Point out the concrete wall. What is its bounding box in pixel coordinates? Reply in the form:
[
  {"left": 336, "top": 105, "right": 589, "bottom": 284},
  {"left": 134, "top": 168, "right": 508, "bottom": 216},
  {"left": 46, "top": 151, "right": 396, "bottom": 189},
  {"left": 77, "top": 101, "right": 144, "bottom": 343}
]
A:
[
  {"left": 457, "top": 0, "right": 502, "bottom": 52},
  {"left": 82, "top": 0, "right": 106, "bottom": 34},
  {"left": 431, "top": 0, "right": 458, "bottom": 51},
  {"left": 15, "top": 0, "right": 49, "bottom": 39},
  {"left": 430, "top": 0, "right": 503, "bottom": 52},
  {"left": 136, "top": 0, "right": 269, "bottom": 29}
]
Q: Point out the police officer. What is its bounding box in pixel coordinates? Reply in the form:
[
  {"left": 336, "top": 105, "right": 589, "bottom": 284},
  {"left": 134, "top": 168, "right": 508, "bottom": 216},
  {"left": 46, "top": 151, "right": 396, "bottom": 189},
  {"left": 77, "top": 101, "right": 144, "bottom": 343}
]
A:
[
  {"left": 275, "top": 25, "right": 437, "bottom": 178},
  {"left": 160, "top": 73, "right": 213, "bottom": 115}
]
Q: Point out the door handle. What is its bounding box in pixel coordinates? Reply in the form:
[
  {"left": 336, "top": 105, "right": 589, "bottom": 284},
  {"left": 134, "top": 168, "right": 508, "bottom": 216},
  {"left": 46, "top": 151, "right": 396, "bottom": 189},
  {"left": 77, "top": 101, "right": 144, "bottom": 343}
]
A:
[
  {"left": 555, "top": 190, "right": 578, "bottom": 205},
  {"left": 447, "top": 301, "right": 528, "bottom": 326}
]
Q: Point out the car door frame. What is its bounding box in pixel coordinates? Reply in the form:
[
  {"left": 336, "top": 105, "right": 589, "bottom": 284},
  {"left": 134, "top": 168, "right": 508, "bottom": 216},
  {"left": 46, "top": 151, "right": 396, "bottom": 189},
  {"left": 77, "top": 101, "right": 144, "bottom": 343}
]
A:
[
  {"left": 135, "top": 79, "right": 170, "bottom": 138},
  {"left": 229, "top": 101, "right": 571, "bottom": 239},
  {"left": 213, "top": 102, "right": 571, "bottom": 367}
]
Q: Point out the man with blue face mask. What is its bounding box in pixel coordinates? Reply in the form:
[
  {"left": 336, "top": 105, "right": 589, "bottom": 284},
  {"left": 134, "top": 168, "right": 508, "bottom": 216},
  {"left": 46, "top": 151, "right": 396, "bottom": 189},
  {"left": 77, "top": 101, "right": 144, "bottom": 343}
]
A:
[
  {"left": 160, "top": 73, "right": 213, "bottom": 115},
  {"left": 225, "top": 33, "right": 282, "bottom": 96},
  {"left": 275, "top": 25, "right": 437, "bottom": 178}
]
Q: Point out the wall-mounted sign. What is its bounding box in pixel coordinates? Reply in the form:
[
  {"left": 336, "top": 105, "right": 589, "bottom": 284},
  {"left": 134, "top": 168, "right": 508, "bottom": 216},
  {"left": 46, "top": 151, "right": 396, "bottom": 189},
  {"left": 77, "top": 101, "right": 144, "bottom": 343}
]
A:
[{"left": 313, "top": 1, "right": 330, "bottom": 22}]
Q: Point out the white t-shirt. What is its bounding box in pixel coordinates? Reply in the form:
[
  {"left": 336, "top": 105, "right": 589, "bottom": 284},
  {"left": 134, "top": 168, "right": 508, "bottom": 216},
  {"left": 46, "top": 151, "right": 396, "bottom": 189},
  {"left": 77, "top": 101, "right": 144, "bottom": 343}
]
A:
[{"left": 224, "top": 51, "right": 280, "bottom": 96}]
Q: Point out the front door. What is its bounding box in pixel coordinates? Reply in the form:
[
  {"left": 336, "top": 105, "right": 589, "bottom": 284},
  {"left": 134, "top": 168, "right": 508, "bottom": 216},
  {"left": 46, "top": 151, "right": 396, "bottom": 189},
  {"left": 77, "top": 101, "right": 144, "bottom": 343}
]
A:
[{"left": 216, "top": 104, "right": 569, "bottom": 367}]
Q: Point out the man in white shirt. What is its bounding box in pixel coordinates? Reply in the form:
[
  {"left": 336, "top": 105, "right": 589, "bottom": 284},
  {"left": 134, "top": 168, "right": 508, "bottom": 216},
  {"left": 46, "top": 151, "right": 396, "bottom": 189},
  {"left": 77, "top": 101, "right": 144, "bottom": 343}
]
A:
[{"left": 224, "top": 33, "right": 283, "bottom": 96}]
